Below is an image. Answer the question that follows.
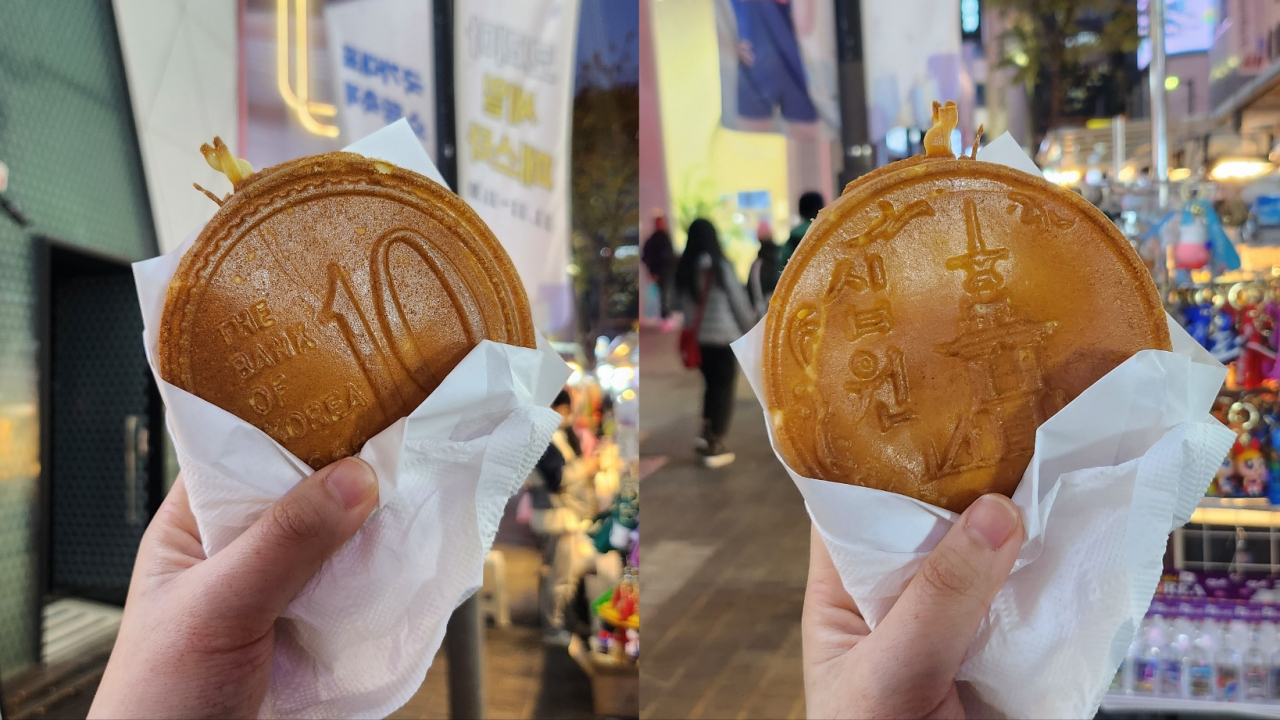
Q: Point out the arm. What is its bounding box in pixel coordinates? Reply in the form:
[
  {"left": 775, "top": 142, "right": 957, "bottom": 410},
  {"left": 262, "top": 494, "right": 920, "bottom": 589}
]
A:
[{"left": 720, "top": 260, "right": 760, "bottom": 333}]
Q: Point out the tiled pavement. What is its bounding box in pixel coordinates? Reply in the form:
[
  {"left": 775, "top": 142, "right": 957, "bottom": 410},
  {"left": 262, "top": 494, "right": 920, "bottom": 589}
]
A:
[
  {"left": 639, "top": 327, "right": 810, "bottom": 720},
  {"left": 390, "top": 543, "right": 595, "bottom": 720}
]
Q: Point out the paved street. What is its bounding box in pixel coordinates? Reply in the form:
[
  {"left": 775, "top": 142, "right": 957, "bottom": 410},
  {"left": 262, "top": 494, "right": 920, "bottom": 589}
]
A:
[{"left": 639, "top": 326, "right": 810, "bottom": 720}]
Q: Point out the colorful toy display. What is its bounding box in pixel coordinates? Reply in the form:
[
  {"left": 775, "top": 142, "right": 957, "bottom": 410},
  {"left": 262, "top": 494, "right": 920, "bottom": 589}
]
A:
[{"left": 1166, "top": 278, "right": 1280, "bottom": 502}]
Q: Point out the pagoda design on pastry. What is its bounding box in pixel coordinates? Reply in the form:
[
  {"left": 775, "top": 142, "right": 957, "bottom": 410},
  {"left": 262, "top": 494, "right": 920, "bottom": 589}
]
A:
[{"left": 930, "top": 198, "right": 1058, "bottom": 479}]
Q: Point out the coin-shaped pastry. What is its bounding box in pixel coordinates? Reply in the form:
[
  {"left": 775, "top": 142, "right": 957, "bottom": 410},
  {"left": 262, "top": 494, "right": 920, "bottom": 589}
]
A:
[
  {"left": 160, "top": 151, "right": 535, "bottom": 470},
  {"left": 763, "top": 147, "right": 1169, "bottom": 513}
]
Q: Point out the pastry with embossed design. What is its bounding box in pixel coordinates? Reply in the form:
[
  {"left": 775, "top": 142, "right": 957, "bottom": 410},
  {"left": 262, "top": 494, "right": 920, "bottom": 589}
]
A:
[
  {"left": 160, "top": 138, "right": 535, "bottom": 470},
  {"left": 763, "top": 102, "right": 1170, "bottom": 513}
]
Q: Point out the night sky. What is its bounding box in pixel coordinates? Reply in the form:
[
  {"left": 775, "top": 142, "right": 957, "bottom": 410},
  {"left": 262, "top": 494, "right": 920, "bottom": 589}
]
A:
[{"left": 575, "top": 0, "right": 639, "bottom": 89}]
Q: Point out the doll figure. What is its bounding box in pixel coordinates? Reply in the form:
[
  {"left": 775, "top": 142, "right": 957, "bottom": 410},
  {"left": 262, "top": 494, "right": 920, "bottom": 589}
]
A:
[
  {"left": 1182, "top": 289, "right": 1213, "bottom": 348},
  {"left": 1238, "top": 306, "right": 1275, "bottom": 389},
  {"left": 1237, "top": 437, "right": 1270, "bottom": 497},
  {"left": 1208, "top": 305, "right": 1243, "bottom": 363},
  {"left": 1213, "top": 450, "right": 1239, "bottom": 497},
  {"left": 1174, "top": 208, "right": 1210, "bottom": 271}
]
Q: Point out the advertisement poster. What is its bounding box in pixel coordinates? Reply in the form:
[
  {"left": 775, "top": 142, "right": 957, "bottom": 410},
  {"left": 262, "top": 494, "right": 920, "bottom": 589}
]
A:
[
  {"left": 714, "top": 0, "right": 839, "bottom": 136},
  {"left": 455, "top": 0, "right": 580, "bottom": 336},
  {"left": 860, "top": 0, "right": 961, "bottom": 145},
  {"left": 324, "top": 0, "right": 436, "bottom": 157}
]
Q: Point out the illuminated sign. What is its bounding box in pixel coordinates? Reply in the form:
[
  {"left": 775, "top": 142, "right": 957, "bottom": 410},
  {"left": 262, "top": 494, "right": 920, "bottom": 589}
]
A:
[
  {"left": 1138, "top": 0, "right": 1215, "bottom": 70},
  {"left": 961, "top": 0, "right": 981, "bottom": 41}
]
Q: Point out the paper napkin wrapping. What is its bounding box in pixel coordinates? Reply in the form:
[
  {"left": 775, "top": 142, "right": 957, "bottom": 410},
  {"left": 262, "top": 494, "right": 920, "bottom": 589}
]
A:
[
  {"left": 133, "top": 120, "right": 569, "bottom": 719},
  {"left": 731, "top": 133, "right": 1237, "bottom": 719}
]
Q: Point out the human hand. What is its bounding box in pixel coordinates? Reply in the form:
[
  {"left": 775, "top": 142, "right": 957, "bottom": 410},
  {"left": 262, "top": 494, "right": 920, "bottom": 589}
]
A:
[
  {"left": 802, "top": 493, "right": 1023, "bottom": 719},
  {"left": 89, "top": 457, "right": 378, "bottom": 719}
]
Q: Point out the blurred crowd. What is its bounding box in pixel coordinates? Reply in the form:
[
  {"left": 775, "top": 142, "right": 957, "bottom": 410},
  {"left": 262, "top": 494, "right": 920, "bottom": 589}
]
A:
[{"left": 641, "top": 190, "right": 826, "bottom": 468}]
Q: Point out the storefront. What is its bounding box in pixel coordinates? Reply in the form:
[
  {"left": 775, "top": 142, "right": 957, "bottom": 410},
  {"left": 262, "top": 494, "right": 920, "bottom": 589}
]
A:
[{"left": 0, "top": 1, "right": 161, "bottom": 697}]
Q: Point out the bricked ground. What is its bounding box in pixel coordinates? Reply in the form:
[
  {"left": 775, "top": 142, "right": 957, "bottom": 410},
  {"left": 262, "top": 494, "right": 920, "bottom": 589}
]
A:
[
  {"left": 390, "top": 542, "right": 595, "bottom": 720},
  {"left": 639, "top": 326, "right": 809, "bottom": 720}
]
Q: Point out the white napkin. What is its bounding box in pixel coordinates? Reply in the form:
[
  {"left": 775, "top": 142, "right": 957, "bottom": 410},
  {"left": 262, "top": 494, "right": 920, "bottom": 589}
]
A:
[
  {"left": 132, "top": 120, "right": 569, "bottom": 719},
  {"left": 731, "top": 133, "right": 1237, "bottom": 719}
]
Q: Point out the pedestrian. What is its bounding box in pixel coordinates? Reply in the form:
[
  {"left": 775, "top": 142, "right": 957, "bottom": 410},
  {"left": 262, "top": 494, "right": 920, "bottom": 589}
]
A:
[
  {"left": 528, "top": 389, "right": 599, "bottom": 647},
  {"left": 675, "top": 218, "right": 758, "bottom": 468},
  {"left": 641, "top": 212, "right": 677, "bottom": 319},
  {"left": 779, "top": 190, "right": 824, "bottom": 271},
  {"left": 747, "top": 219, "right": 779, "bottom": 315}
]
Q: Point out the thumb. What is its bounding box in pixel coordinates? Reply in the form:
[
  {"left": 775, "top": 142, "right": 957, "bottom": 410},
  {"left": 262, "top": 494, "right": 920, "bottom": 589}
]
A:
[
  {"left": 866, "top": 493, "right": 1022, "bottom": 697},
  {"left": 200, "top": 457, "right": 378, "bottom": 635}
]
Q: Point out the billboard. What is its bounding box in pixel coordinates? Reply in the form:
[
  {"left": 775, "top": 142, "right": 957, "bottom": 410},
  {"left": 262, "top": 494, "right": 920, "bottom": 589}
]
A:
[
  {"left": 714, "top": 0, "right": 840, "bottom": 136},
  {"left": 1137, "top": 0, "right": 1215, "bottom": 70}
]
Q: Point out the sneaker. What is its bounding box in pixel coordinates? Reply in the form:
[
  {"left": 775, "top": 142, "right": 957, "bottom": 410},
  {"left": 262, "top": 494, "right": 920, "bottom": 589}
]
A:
[
  {"left": 700, "top": 443, "right": 735, "bottom": 468},
  {"left": 693, "top": 437, "right": 709, "bottom": 452}
]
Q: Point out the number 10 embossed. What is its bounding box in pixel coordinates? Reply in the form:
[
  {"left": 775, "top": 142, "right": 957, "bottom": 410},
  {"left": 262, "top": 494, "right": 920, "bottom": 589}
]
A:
[{"left": 320, "top": 230, "right": 476, "bottom": 420}]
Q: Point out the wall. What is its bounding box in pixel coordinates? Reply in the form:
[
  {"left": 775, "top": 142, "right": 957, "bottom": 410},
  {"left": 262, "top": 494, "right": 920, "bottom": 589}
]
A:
[
  {"left": 650, "top": 0, "right": 790, "bottom": 276},
  {"left": 112, "top": 0, "right": 240, "bottom": 254},
  {"left": 0, "top": 2, "right": 156, "bottom": 680}
]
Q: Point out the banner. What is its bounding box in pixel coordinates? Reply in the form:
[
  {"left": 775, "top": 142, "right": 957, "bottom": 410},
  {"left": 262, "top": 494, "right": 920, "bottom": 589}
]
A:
[
  {"left": 456, "top": 0, "right": 580, "bottom": 337},
  {"left": 861, "top": 0, "right": 962, "bottom": 144},
  {"left": 325, "top": 0, "right": 436, "bottom": 158},
  {"left": 715, "top": 0, "right": 840, "bottom": 136}
]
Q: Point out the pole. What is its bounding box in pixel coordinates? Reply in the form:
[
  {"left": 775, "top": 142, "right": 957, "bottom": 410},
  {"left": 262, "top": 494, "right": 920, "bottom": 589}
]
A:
[
  {"left": 434, "top": 4, "right": 484, "bottom": 718},
  {"left": 445, "top": 594, "right": 486, "bottom": 720},
  {"left": 834, "top": 0, "right": 872, "bottom": 187},
  {"left": 1148, "top": 0, "right": 1168, "bottom": 211},
  {"left": 1112, "top": 114, "right": 1125, "bottom": 183}
]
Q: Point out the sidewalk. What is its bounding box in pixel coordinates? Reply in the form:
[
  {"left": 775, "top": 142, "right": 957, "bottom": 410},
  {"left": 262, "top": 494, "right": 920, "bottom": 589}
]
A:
[{"left": 639, "top": 327, "right": 808, "bottom": 719}]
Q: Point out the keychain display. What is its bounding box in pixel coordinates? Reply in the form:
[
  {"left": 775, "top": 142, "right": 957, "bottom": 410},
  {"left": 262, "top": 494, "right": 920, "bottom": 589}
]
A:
[
  {"left": 1207, "top": 394, "right": 1278, "bottom": 500},
  {"left": 1168, "top": 278, "right": 1280, "bottom": 390}
]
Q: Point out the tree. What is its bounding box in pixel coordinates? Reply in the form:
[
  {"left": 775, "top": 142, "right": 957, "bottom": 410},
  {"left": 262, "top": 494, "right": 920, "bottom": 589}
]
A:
[
  {"left": 571, "top": 34, "right": 639, "bottom": 350},
  {"left": 989, "top": 0, "right": 1139, "bottom": 140}
]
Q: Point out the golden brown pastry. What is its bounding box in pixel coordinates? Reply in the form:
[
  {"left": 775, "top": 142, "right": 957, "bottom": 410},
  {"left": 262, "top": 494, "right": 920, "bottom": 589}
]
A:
[
  {"left": 763, "top": 102, "right": 1170, "bottom": 513},
  {"left": 160, "top": 144, "right": 534, "bottom": 470}
]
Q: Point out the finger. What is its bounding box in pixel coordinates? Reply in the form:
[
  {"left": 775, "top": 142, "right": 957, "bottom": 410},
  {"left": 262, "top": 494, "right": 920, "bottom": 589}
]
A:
[
  {"left": 805, "top": 524, "right": 861, "bottom": 620},
  {"left": 803, "top": 525, "right": 868, "bottom": 668},
  {"left": 868, "top": 493, "right": 1023, "bottom": 692},
  {"left": 200, "top": 457, "right": 378, "bottom": 634}
]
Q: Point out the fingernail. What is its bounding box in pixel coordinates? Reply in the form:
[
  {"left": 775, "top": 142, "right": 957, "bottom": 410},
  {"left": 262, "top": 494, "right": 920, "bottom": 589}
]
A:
[
  {"left": 964, "top": 494, "right": 1020, "bottom": 550},
  {"left": 325, "top": 458, "right": 376, "bottom": 509}
]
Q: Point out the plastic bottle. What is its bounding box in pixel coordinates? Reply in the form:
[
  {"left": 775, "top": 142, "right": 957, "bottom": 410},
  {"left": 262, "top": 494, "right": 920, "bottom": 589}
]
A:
[
  {"left": 1188, "top": 619, "right": 1215, "bottom": 699},
  {"left": 1160, "top": 618, "right": 1188, "bottom": 698},
  {"left": 1133, "top": 617, "right": 1161, "bottom": 694},
  {"left": 1216, "top": 620, "right": 1242, "bottom": 701},
  {"left": 1245, "top": 625, "right": 1268, "bottom": 701},
  {"left": 1268, "top": 623, "right": 1280, "bottom": 701}
]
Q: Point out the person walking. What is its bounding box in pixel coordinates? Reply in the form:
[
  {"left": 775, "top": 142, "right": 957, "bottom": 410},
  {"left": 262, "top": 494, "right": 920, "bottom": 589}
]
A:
[
  {"left": 675, "top": 218, "right": 758, "bottom": 468},
  {"left": 642, "top": 212, "right": 677, "bottom": 319},
  {"left": 779, "top": 190, "right": 824, "bottom": 271},
  {"left": 747, "top": 219, "right": 779, "bottom": 315}
]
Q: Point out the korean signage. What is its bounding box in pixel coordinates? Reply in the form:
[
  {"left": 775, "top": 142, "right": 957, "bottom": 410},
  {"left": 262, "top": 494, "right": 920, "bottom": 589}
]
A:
[
  {"left": 456, "top": 0, "right": 580, "bottom": 336},
  {"left": 325, "top": 0, "right": 435, "bottom": 157}
]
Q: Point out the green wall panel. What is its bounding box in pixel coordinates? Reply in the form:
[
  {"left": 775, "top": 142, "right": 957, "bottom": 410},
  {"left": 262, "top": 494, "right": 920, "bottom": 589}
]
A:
[{"left": 0, "top": 0, "right": 156, "bottom": 680}]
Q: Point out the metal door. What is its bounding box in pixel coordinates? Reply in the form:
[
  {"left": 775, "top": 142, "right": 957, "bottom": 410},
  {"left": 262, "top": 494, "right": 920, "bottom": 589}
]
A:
[{"left": 41, "top": 242, "right": 161, "bottom": 605}]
